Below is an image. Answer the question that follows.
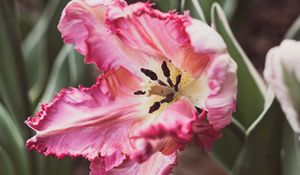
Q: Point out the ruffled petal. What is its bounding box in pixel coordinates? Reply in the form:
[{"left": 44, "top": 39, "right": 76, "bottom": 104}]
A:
[
  {"left": 130, "top": 97, "right": 197, "bottom": 162},
  {"left": 26, "top": 67, "right": 142, "bottom": 161},
  {"left": 204, "top": 54, "right": 237, "bottom": 130},
  {"left": 185, "top": 19, "right": 226, "bottom": 54},
  {"left": 90, "top": 152, "right": 177, "bottom": 175},
  {"left": 107, "top": 2, "right": 229, "bottom": 78},
  {"left": 192, "top": 111, "right": 221, "bottom": 151},
  {"left": 58, "top": 0, "right": 146, "bottom": 72},
  {"left": 107, "top": 2, "right": 190, "bottom": 61}
]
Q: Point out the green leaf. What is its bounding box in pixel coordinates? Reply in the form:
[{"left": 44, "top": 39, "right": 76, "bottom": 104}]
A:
[
  {"left": 22, "top": 0, "right": 61, "bottom": 102},
  {"left": 232, "top": 92, "right": 284, "bottom": 175},
  {"left": 0, "top": 0, "right": 31, "bottom": 129},
  {"left": 211, "top": 3, "right": 266, "bottom": 128},
  {"left": 178, "top": 0, "right": 186, "bottom": 13},
  {"left": 151, "top": 0, "right": 178, "bottom": 12},
  {"left": 187, "top": 0, "right": 237, "bottom": 23},
  {"left": 38, "top": 45, "right": 72, "bottom": 104},
  {"left": 0, "top": 146, "right": 15, "bottom": 175},
  {"left": 281, "top": 120, "right": 300, "bottom": 175},
  {"left": 211, "top": 118, "right": 246, "bottom": 171},
  {"left": 186, "top": 0, "right": 207, "bottom": 22},
  {"left": 67, "top": 49, "right": 95, "bottom": 87},
  {"left": 284, "top": 16, "right": 300, "bottom": 40},
  {"left": 0, "top": 103, "right": 30, "bottom": 175},
  {"left": 45, "top": 157, "right": 74, "bottom": 175}
]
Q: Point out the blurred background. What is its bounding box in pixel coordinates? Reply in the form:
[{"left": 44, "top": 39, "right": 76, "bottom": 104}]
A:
[{"left": 0, "top": 0, "right": 299, "bottom": 175}]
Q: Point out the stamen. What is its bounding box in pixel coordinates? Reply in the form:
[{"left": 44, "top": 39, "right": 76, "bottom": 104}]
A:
[
  {"left": 157, "top": 80, "right": 168, "bottom": 86},
  {"left": 141, "top": 68, "right": 158, "bottom": 80},
  {"left": 161, "top": 61, "right": 170, "bottom": 77},
  {"left": 167, "top": 77, "right": 174, "bottom": 87},
  {"left": 134, "top": 90, "right": 146, "bottom": 95},
  {"left": 160, "top": 93, "right": 174, "bottom": 103},
  {"left": 149, "top": 102, "right": 161, "bottom": 113},
  {"left": 195, "top": 107, "right": 203, "bottom": 114},
  {"left": 174, "top": 74, "right": 182, "bottom": 91}
]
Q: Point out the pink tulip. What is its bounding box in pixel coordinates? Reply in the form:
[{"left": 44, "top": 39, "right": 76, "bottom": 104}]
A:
[{"left": 26, "top": 0, "right": 237, "bottom": 174}]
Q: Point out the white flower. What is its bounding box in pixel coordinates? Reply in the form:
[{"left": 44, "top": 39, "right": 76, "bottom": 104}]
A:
[{"left": 264, "top": 39, "right": 300, "bottom": 133}]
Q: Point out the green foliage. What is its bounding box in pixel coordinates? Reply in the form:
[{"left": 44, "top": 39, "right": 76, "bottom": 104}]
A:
[
  {"left": 151, "top": 0, "right": 178, "bottom": 12},
  {"left": 233, "top": 93, "right": 283, "bottom": 175},
  {"left": 212, "top": 119, "right": 246, "bottom": 171},
  {"left": 0, "top": 0, "right": 31, "bottom": 131},
  {"left": 282, "top": 121, "right": 300, "bottom": 175},
  {"left": 285, "top": 16, "right": 300, "bottom": 40},
  {"left": 187, "top": 0, "right": 237, "bottom": 23},
  {"left": 0, "top": 104, "right": 30, "bottom": 175},
  {"left": 211, "top": 3, "right": 266, "bottom": 128},
  {"left": 22, "top": 0, "right": 61, "bottom": 102},
  {"left": 0, "top": 146, "right": 15, "bottom": 175},
  {"left": 0, "top": 0, "right": 92, "bottom": 174}
]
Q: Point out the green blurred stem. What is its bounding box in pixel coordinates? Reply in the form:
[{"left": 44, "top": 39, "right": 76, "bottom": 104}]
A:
[
  {"left": 229, "top": 118, "right": 246, "bottom": 142},
  {"left": 178, "top": 0, "right": 186, "bottom": 13},
  {"left": 0, "top": 1, "right": 36, "bottom": 175},
  {"left": 0, "top": 0, "right": 31, "bottom": 120},
  {"left": 190, "top": 0, "right": 207, "bottom": 23}
]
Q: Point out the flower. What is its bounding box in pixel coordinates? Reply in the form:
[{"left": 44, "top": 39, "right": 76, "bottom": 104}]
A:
[
  {"left": 264, "top": 39, "right": 300, "bottom": 133},
  {"left": 26, "top": 0, "right": 237, "bottom": 174}
]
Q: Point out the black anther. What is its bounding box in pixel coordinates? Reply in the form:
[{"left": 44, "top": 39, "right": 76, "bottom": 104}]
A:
[
  {"left": 157, "top": 80, "right": 168, "bottom": 86},
  {"left": 167, "top": 77, "right": 174, "bottom": 87},
  {"left": 161, "top": 61, "right": 170, "bottom": 77},
  {"left": 149, "top": 102, "right": 161, "bottom": 113},
  {"left": 174, "top": 74, "right": 182, "bottom": 91},
  {"left": 134, "top": 90, "right": 146, "bottom": 95},
  {"left": 195, "top": 107, "right": 203, "bottom": 114},
  {"left": 160, "top": 93, "right": 174, "bottom": 103},
  {"left": 141, "top": 68, "right": 158, "bottom": 80}
]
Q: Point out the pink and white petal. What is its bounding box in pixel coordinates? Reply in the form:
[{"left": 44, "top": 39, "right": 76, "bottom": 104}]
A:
[
  {"left": 136, "top": 97, "right": 198, "bottom": 142},
  {"left": 108, "top": 2, "right": 228, "bottom": 78},
  {"left": 178, "top": 18, "right": 228, "bottom": 78},
  {"left": 130, "top": 97, "right": 197, "bottom": 162},
  {"left": 185, "top": 19, "right": 227, "bottom": 55},
  {"left": 204, "top": 54, "right": 237, "bottom": 130},
  {"left": 192, "top": 111, "right": 222, "bottom": 151},
  {"left": 26, "top": 67, "right": 142, "bottom": 161},
  {"left": 107, "top": 2, "right": 190, "bottom": 62},
  {"left": 90, "top": 152, "right": 177, "bottom": 175},
  {"left": 58, "top": 0, "right": 146, "bottom": 72}
]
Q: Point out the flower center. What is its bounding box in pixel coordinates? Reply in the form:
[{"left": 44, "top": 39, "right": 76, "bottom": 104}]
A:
[{"left": 134, "top": 61, "right": 182, "bottom": 113}]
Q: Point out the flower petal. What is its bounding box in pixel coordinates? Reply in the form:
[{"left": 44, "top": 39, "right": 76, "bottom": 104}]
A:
[
  {"left": 264, "top": 39, "right": 300, "bottom": 133},
  {"left": 107, "top": 2, "right": 229, "bottom": 78},
  {"left": 58, "top": 0, "right": 145, "bottom": 72},
  {"left": 107, "top": 2, "right": 190, "bottom": 61},
  {"left": 90, "top": 152, "right": 177, "bottom": 175},
  {"left": 26, "top": 67, "right": 142, "bottom": 161},
  {"left": 192, "top": 111, "right": 221, "bottom": 151},
  {"left": 204, "top": 54, "right": 237, "bottom": 130},
  {"left": 185, "top": 19, "right": 226, "bottom": 54},
  {"left": 130, "top": 97, "right": 197, "bottom": 162}
]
